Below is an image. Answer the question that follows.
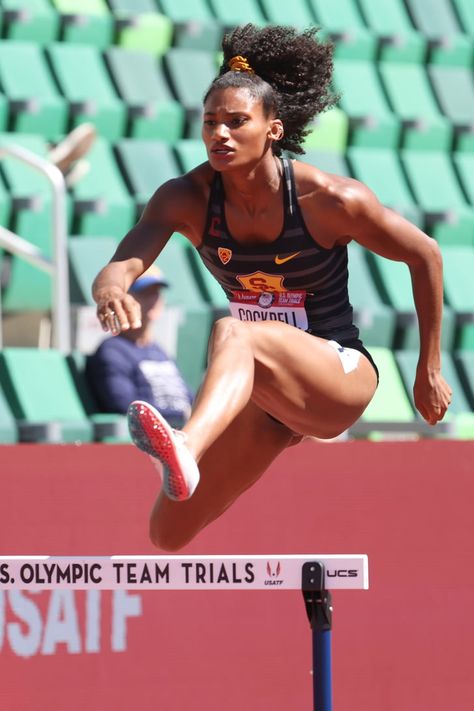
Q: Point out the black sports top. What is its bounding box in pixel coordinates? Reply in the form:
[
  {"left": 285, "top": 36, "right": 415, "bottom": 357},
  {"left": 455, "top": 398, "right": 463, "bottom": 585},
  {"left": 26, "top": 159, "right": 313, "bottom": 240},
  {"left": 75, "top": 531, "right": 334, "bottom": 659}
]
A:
[{"left": 197, "top": 157, "right": 361, "bottom": 345}]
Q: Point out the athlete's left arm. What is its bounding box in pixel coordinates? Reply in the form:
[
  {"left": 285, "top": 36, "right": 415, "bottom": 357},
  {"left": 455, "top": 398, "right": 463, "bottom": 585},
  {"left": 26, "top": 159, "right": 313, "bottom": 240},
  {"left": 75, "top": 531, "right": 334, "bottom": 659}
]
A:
[{"left": 337, "top": 180, "right": 452, "bottom": 425}]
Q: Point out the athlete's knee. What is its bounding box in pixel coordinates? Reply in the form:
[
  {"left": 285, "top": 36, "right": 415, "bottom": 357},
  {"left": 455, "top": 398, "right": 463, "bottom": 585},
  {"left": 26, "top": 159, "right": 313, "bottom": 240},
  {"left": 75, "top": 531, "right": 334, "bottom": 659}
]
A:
[{"left": 209, "top": 316, "right": 252, "bottom": 350}]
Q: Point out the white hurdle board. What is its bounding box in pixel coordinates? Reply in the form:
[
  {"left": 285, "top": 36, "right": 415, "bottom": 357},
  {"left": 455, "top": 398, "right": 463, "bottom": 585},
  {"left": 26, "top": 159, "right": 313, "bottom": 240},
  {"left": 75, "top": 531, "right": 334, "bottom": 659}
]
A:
[{"left": 0, "top": 555, "right": 368, "bottom": 590}]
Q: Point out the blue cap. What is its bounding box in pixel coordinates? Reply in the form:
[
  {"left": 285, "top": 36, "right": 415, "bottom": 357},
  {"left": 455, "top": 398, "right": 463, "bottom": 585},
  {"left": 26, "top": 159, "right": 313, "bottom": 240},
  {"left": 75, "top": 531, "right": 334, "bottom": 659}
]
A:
[{"left": 129, "top": 265, "right": 169, "bottom": 293}]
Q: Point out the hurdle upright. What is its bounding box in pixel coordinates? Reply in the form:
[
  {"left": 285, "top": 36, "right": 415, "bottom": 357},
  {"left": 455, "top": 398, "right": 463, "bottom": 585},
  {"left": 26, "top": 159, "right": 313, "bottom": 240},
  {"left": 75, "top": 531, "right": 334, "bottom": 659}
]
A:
[{"left": 0, "top": 554, "right": 369, "bottom": 710}]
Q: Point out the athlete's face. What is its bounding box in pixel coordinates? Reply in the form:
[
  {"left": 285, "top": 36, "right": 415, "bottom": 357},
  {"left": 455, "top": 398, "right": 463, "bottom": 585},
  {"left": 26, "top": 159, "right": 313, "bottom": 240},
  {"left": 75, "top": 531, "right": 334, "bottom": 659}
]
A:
[{"left": 202, "top": 87, "right": 283, "bottom": 171}]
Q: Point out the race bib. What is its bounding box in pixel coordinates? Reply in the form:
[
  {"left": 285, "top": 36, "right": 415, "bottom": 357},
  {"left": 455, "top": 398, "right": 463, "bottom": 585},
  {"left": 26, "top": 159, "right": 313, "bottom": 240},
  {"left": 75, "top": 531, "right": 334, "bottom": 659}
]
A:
[{"left": 229, "top": 290, "right": 308, "bottom": 330}]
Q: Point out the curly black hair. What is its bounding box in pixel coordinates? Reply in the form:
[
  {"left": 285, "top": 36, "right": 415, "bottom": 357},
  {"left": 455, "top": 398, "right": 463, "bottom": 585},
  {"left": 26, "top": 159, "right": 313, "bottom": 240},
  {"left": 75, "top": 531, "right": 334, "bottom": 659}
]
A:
[{"left": 203, "top": 24, "right": 337, "bottom": 156}]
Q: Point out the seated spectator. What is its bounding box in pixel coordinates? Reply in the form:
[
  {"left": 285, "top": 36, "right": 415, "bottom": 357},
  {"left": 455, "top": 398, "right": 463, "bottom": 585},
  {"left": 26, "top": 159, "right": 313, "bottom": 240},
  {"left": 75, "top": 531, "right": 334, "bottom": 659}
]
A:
[{"left": 86, "top": 266, "right": 193, "bottom": 428}]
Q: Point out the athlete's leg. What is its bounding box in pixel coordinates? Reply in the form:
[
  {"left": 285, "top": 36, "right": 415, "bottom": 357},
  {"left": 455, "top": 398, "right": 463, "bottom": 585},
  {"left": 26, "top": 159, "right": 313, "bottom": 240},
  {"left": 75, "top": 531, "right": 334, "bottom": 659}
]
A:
[
  {"left": 149, "top": 400, "right": 295, "bottom": 551},
  {"left": 182, "top": 317, "right": 377, "bottom": 461}
]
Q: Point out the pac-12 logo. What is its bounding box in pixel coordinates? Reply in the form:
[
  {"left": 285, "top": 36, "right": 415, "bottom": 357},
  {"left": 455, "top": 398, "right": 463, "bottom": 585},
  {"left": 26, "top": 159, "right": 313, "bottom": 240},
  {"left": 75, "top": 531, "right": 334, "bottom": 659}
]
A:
[{"left": 265, "top": 562, "right": 283, "bottom": 586}]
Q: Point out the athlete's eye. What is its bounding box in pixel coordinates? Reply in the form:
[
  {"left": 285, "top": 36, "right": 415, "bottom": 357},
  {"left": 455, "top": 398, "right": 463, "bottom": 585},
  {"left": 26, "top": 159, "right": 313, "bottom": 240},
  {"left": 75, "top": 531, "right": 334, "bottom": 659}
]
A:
[
  {"left": 203, "top": 119, "right": 216, "bottom": 126},
  {"left": 230, "top": 117, "right": 247, "bottom": 127}
]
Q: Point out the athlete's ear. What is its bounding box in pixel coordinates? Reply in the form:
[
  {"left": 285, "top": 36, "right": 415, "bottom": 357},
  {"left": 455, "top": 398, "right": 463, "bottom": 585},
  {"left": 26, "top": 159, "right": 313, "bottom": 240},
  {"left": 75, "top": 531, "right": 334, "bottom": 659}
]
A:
[{"left": 268, "top": 118, "right": 284, "bottom": 142}]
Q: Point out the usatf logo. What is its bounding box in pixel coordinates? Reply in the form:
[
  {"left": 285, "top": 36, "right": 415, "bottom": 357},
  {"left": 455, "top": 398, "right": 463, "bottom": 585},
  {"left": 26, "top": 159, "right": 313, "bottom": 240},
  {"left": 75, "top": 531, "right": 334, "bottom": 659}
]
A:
[
  {"left": 265, "top": 561, "right": 283, "bottom": 586},
  {"left": 218, "top": 247, "right": 232, "bottom": 265}
]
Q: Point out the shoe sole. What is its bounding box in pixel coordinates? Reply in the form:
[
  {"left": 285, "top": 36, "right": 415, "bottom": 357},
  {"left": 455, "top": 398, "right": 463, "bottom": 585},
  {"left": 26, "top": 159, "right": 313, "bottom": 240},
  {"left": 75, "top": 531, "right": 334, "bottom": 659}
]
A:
[{"left": 128, "top": 401, "right": 191, "bottom": 501}]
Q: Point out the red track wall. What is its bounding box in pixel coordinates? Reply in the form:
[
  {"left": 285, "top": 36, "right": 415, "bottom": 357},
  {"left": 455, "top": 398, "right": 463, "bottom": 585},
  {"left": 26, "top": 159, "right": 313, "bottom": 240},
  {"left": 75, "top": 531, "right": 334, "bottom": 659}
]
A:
[{"left": 0, "top": 440, "right": 473, "bottom": 711}]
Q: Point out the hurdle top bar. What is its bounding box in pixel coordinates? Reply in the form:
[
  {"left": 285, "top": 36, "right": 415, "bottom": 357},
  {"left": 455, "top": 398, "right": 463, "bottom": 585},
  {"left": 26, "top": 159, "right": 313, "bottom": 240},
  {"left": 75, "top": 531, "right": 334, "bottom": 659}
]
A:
[{"left": 0, "top": 555, "right": 369, "bottom": 590}]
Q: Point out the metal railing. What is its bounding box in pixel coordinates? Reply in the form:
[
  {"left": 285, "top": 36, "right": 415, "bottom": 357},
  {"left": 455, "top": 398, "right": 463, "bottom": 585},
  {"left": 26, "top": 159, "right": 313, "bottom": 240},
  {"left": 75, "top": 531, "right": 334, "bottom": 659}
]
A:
[{"left": 0, "top": 142, "right": 71, "bottom": 353}]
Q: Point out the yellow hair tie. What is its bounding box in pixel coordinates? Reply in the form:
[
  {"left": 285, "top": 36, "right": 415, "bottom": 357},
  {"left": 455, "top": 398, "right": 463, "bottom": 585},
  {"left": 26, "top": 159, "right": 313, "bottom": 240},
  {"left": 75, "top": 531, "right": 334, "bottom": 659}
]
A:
[{"left": 228, "top": 55, "right": 254, "bottom": 74}]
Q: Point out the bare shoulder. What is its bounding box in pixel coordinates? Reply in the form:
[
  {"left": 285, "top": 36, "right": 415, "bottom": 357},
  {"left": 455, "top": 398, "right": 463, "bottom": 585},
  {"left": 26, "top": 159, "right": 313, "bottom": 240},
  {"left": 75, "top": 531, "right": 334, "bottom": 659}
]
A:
[
  {"left": 143, "top": 162, "right": 214, "bottom": 246},
  {"left": 292, "top": 159, "right": 382, "bottom": 246}
]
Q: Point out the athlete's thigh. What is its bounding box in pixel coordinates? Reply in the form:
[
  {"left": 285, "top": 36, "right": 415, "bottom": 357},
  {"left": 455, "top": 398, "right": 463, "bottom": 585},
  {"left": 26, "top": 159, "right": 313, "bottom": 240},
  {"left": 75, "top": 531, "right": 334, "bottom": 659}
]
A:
[
  {"left": 149, "top": 401, "right": 294, "bottom": 550},
  {"left": 246, "top": 321, "right": 378, "bottom": 437}
]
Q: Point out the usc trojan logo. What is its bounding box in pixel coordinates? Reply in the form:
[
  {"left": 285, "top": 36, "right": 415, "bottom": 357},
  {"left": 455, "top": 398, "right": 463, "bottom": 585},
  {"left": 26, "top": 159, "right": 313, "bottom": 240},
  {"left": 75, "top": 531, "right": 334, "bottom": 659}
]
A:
[{"left": 236, "top": 271, "right": 285, "bottom": 293}]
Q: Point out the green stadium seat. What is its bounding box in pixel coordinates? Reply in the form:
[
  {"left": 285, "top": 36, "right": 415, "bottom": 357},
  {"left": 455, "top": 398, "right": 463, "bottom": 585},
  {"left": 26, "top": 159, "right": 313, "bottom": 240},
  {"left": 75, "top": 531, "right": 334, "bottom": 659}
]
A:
[
  {"left": 455, "top": 351, "right": 474, "bottom": 409},
  {"left": 0, "top": 94, "right": 7, "bottom": 133},
  {"left": 347, "top": 242, "right": 397, "bottom": 348},
  {"left": 68, "top": 235, "right": 118, "bottom": 306},
  {"left": 0, "top": 172, "right": 12, "bottom": 229},
  {"left": 427, "top": 66, "right": 474, "bottom": 152},
  {"left": 207, "top": 0, "right": 267, "bottom": 28},
  {"left": 0, "top": 386, "right": 18, "bottom": 443},
  {"left": 303, "top": 107, "right": 349, "bottom": 153},
  {"left": 72, "top": 137, "right": 135, "bottom": 237},
  {"left": 104, "top": 47, "right": 185, "bottom": 142},
  {"left": 115, "top": 139, "right": 181, "bottom": 211},
  {"left": 51, "top": 0, "right": 113, "bottom": 47},
  {"left": 186, "top": 245, "right": 230, "bottom": 315},
  {"left": 332, "top": 60, "right": 401, "bottom": 148},
  {"left": 302, "top": 149, "right": 349, "bottom": 176},
  {"left": 395, "top": 349, "right": 472, "bottom": 416},
  {"left": 404, "top": 0, "right": 473, "bottom": 66},
  {"left": 259, "top": 0, "right": 315, "bottom": 29},
  {"left": 2, "top": 0, "right": 59, "bottom": 44},
  {"left": 401, "top": 150, "right": 474, "bottom": 245},
  {"left": 441, "top": 245, "right": 474, "bottom": 349},
  {"left": 0, "top": 348, "right": 93, "bottom": 442},
  {"left": 378, "top": 62, "right": 452, "bottom": 151},
  {"left": 308, "top": 0, "right": 377, "bottom": 60},
  {"left": 164, "top": 48, "right": 217, "bottom": 115},
  {"left": 453, "top": 152, "right": 474, "bottom": 206},
  {"left": 47, "top": 43, "right": 127, "bottom": 140},
  {"left": 158, "top": 0, "right": 222, "bottom": 50},
  {"left": 346, "top": 146, "right": 423, "bottom": 226},
  {"left": 451, "top": 0, "right": 474, "bottom": 36},
  {"left": 108, "top": 1, "right": 173, "bottom": 56},
  {"left": 357, "top": 346, "right": 416, "bottom": 425},
  {"left": 0, "top": 132, "right": 50, "bottom": 206},
  {"left": 173, "top": 139, "right": 208, "bottom": 173},
  {"left": 0, "top": 41, "right": 68, "bottom": 138},
  {"left": 156, "top": 235, "right": 213, "bottom": 390},
  {"left": 357, "top": 0, "right": 427, "bottom": 63},
  {"left": 366, "top": 252, "right": 456, "bottom": 350}
]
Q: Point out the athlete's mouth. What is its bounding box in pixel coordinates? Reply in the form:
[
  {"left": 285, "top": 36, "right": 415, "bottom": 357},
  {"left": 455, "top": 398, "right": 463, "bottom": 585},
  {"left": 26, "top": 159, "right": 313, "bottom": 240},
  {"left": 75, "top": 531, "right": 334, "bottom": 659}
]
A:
[{"left": 211, "top": 146, "right": 235, "bottom": 155}]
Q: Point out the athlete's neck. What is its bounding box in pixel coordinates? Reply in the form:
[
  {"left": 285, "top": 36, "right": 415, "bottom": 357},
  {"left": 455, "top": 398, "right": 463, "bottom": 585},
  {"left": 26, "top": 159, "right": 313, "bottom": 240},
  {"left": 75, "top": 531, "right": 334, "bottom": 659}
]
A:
[{"left": 220, "top": 154, "right": 282, "bottom": 211}]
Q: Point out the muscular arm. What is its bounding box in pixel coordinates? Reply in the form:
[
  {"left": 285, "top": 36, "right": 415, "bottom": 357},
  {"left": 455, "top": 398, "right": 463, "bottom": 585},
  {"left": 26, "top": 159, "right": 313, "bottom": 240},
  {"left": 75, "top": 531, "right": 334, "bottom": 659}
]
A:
[{"left": 310, "top": 177, "right": 452, "bottom": 424}]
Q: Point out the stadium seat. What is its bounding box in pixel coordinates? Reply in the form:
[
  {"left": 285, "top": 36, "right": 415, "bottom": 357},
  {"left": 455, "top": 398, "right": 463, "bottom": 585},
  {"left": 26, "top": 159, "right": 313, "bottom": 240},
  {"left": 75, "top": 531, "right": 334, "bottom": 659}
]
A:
[
  {"left": 72, "top": 137, "right": 135, "bottom": 237},
  {"left": 441, "top": 245, "right": 474, "bottom": 349},
  {"left": 0, "top": 94, "right": 7, "bottom": 133},
  {"left": 427, "top": 66, "right": 474, "bottom": 151},
  {"left": 156, "top": 235, "right": 213, "bottom": 390},
  {"left": 173, "top": 139, "right": 207, "bottom": 173},
  {"left": 332, "top": 60, "right": 401, "bottom": 148},
  {"left": 303, "top": 108, "right": 349, "bottom": 154},
  {"left": 259, "top": 0, "right": 315, "bottom": 29},
  {"left": 68, "top": 235, "right": 118, "bottom": 306},
  {"left": 0, "top": 132, "right": 51, "bottom": 207},
  {"left": 366, "top": 252, "right": 456, "bottom": 350},
  {"left": 0, "top": 176, "right": 11, "bottom": 229},
  {"left": 347, "top": 242, "right": 396, "bottom": 348},
  {"left": 0, "top": 40, "right": 68, "bottom": 138},
  {"left": 357, "top": 347, "right": 416, "bottom": 425},
  {"left": 303, "top": 150, "right": 350, "bottom": 176},
  {"left": 453, "top": 152, "right": 474, "bottom": 206},
  {"left": 0, "top": 348, "right": 93, "bottom": 442},
  {"left": 455, "top": 351, "right": 474, "bottom": 409},
  {"left": 51, "top": 0, "right": 113, "bottom": 47},
  {"left": 105, "top": 47, "right": 185, "bottom": 142},
  {"left": 400, "top": 149, "right": 474, "bottom": 245},
  {"left": 308, "top": 0, "right": 377, "bottom": 60},
  {"left": 164, "top": 48, "right": 218, "bottom": 115},
  {"left": 47, "top": 43, "right": 127, "bottom": 140},
  {"left": 451, "top": 0, "right": 474, "bottom": 35},
  {"left": 357, "top": 0, "right": 426, "bottom": 63},
  {"left": 158, "top": 0, "right": 223, "bottom": 50},
  {"left": 0, "top": 386, "right": 18, "bottom": 443},
  {"left": 2, "top": 0, "right": 59, "bottom": 44},
  {"left": 115, "top": 139, "right": 181, "bottom": 211},
  {"left": 378, "top": 62, "right": 452, "bottom": 151},
  {"left": 108, "top": 1, "right": 173, "bottom": 56},
  {"left": 404, "top": 0, "right": 473, "bottom": 66},
  {"left": 346, "top": 146, "right": 423, "bottom": 226},
  {"left": 207, "top": 0, "right": 267, "bottom": 28}
]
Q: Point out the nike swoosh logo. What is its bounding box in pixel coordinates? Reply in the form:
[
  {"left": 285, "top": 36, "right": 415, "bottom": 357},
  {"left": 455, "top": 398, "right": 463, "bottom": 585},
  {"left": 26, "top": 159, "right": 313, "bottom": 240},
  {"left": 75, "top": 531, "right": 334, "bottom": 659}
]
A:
[{"left": 274, "top": 251, "right": 301, "bottom": 265}]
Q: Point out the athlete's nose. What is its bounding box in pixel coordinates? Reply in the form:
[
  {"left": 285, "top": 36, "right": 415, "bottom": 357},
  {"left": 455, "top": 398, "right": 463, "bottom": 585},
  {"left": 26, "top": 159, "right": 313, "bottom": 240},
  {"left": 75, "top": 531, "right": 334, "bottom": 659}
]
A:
[{"left": 212, "top": 122, "right": 230, "bottom": 140}]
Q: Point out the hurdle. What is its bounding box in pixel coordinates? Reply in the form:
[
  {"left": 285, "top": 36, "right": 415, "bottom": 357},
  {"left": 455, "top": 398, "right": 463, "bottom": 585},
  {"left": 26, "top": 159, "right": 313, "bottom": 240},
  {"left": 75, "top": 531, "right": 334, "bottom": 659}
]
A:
[{"left": 0, "top": 554, "right": 369, "bottom": 710}]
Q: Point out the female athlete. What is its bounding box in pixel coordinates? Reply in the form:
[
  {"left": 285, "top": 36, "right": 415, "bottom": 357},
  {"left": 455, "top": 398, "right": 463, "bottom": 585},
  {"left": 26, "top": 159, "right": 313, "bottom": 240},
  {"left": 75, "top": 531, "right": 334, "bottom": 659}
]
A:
[{"left": 92, "top": 24, "right": 452, "bottom": 551}]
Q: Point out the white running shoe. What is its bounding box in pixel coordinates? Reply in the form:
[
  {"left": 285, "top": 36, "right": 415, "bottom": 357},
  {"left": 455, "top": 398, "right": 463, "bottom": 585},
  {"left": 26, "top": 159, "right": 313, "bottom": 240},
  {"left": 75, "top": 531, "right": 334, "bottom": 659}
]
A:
[{"left": 127, "top": 400, "right": 200, "bottom": 502}]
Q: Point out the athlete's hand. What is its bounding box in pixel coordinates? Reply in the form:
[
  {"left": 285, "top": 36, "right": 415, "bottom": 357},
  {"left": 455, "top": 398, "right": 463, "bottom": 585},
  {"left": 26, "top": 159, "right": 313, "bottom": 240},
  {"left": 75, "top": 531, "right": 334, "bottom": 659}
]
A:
[
  {"left": 95, "top": 286, "right": 142, "bottom": 336},
  {"left": 413, "top": 366, "right": 452, "bottom": 425}
]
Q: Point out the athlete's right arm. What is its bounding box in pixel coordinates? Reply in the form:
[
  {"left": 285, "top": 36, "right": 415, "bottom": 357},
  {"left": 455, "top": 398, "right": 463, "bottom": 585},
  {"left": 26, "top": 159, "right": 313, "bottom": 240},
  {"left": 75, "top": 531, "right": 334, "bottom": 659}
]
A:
[{"left": 92, "top": 176, "right": 203, "bottom": 335}]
